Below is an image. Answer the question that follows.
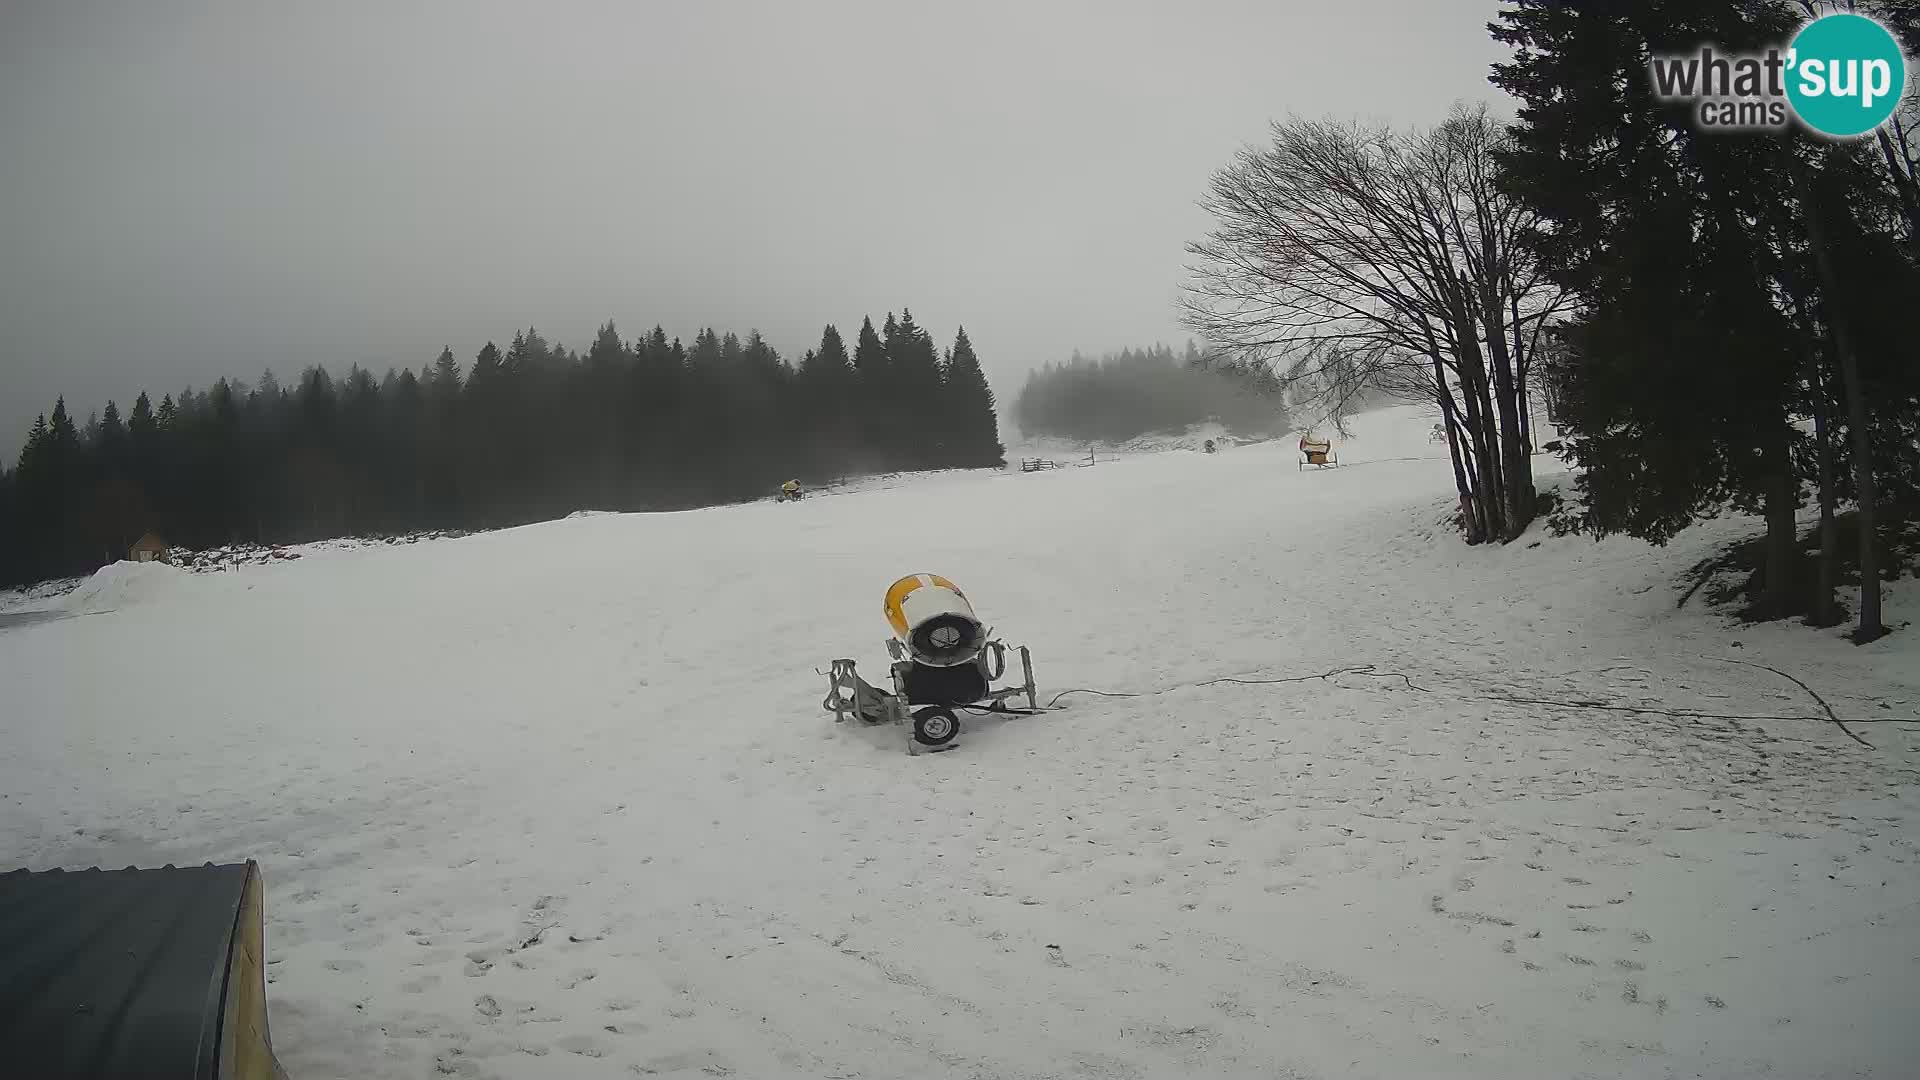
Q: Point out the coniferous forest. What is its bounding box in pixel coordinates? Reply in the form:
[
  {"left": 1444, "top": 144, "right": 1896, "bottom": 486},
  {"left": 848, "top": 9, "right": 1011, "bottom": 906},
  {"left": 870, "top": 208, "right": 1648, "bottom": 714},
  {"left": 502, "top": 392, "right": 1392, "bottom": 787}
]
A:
[
  {"left": 0, "top": 310, "right": 1003, "bottom": 587},
  {"left": 1012, "top": 343, "right": 1290, "bottom": 444}
]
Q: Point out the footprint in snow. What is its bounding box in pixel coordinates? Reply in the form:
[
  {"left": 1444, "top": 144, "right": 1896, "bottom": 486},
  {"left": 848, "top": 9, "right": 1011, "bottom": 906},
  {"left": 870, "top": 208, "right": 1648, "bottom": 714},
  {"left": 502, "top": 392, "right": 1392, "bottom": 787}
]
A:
[
  {"left": 553, "top": 1034, "right": 605, "bottom": 1058},
  {"left": 601, "top": 1021, "right": 644, "bottom": 1036}
]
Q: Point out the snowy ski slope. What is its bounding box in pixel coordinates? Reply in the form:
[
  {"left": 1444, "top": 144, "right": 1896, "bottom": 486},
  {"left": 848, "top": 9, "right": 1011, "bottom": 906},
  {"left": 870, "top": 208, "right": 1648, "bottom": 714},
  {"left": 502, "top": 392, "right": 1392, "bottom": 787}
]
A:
[{"left": 3, "top": 404, "right": 1917, "bottom": 1079}]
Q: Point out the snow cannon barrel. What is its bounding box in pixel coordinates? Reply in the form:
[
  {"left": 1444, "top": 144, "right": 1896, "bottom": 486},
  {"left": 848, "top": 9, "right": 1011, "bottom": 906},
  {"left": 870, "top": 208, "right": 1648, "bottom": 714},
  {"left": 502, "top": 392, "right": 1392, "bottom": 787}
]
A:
[{"left": 884, "top": 574, "right": 988, "bottom": 667}]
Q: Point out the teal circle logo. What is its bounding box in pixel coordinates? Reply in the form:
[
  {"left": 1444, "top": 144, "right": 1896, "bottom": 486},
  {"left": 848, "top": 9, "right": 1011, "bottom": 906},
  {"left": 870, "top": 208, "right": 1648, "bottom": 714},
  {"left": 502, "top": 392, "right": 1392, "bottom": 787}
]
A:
[{"left": 1786, "top": 13, "right": 1907, "bottom": 137}]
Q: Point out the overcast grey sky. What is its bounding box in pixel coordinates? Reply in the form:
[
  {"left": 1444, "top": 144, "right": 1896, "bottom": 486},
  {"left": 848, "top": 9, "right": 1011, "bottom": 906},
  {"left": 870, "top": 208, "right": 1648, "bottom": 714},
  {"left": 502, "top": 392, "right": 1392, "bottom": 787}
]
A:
[{"left": 0, "top": 0, "right": 1509, "bottom": 451}]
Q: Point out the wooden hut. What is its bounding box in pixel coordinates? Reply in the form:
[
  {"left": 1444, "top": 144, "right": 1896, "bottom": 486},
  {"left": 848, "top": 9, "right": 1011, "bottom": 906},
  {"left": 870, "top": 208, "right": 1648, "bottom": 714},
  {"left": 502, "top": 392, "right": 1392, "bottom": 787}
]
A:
[{"left": 130, "top": 532, "right": 171, "bottom": 564}]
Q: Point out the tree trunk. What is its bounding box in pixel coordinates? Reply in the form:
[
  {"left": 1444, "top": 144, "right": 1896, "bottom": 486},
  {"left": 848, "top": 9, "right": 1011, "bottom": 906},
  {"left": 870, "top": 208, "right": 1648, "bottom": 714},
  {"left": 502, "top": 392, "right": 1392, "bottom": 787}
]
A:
[
  {"left": 1835, "top": 325, "right": 1884, "bottom": 642},
  {"left": 1759, "top": 418, "right": 1801, "bottom": 620},
  {"left": 1450, "top": 294, "right": 1507, "bottom": 540},
  {"left": 1510, "top": 293, "right": 1535, "bottom": 455},
  {"left": 1811, "top": 371, "right": 1839, "bottom": 628},
  {"left": 1433, "top": 354, "right": 1486, "bottom": 544},
  {"left": 1516, "top": 377, "right": 1532, "bottom": 455},
  {"left": 1480, "top": 295, "right": 1534, "bottom": 540},
  {"left": 1801, "top": 156, "right": 1887, "bottom": 643},
  {"left": 1454, "top": 372, "right": 1496, "bottom": 541}
]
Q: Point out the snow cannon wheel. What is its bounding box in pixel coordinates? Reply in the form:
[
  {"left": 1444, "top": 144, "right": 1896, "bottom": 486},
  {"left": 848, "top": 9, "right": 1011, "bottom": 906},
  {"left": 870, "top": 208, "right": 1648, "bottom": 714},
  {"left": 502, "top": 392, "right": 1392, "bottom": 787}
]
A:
[{"left": 911, "top": 706, "right": 960, "bottom": 747}]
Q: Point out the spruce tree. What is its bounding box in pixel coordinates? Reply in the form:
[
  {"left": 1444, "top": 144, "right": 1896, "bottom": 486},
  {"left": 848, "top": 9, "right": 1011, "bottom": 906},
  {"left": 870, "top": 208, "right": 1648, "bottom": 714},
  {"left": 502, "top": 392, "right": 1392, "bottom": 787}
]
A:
[
  {"left": 622, "top": 326, "right": 679, "bottom": 502},
  {"left": 798, "top": 324, "right": 860, "bottom": 476},
  {"left": 642, "top": 326, "right": 671, "bottom": 367},
  {"left": 535, "top": 329, "right": 557, "bottom": 368},
  {"left": 296, "top": 367, "right": 337, "bottom": 437},
  {"left": 392, "top": 368, "right": 422, "bottom": 409},
  {"left": 18, "top": 414, "right": 48, "bottom": 473},
  {"left": 385, "top": 368, "right": 426, "bottom": 528},
  {"left": 736, "top": 330, "right": 787, "bottom": 483},
  {"left": 128, "top": 393, "right": 155, "bottom": 440},
  {"left": 1493, "top": 0, "right": 1812, "bottom": 618},
  {"left": 469, "top": 342, "right": 503, "bottom": 387},
  {"left": 801, "top": 325, "right": 857, "bottom": 402},
  {"left": 43, "top": 400, "right": 81, "bottom": 563},
  {"left": 812, "top": 325, "right": 852, "bottom": 378},
  {"left": 943, "top": 327, "right": 1004, "bottom": 467},
  {"left": 588, "top": 321, "right": 627, "bottom": 371},
  {"left": 99, "top": 401, "right": 124, "bottom": 446},
  {"left": 430, "top": 347, "right": 463, "bottom": 395},
  {"left": 48, "top": 397, "right": 78, "bottom": 453},
  {"left": 503, "top": 331, "right": 533, "bottom": 379},
  {"left": 15, "top": 414, "right": 50, "bottom": 510},
  {"left": 888, "top": 310, "right": 945, "bottom": 466},
  {"left": 742, "top": 330, "right": 782, "bottom": 377},
  {"left": 853, "top": 317, "right": 887, "bottom": 380},
  {"left": 689, "top": 328, "right": 722, "bottom": 368},
  {"left": 852, "top": 316, "right": 892, "bottom": 464},
  {"left": 463, "top": 343, "right": 513, "bottom": 519}
]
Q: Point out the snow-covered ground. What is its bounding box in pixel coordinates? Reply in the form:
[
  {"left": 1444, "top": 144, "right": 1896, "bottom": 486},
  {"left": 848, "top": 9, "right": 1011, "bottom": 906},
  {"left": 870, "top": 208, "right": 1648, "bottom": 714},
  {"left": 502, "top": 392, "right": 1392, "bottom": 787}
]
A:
[
  {"left": 3, "top": 404, "right": 1917, "bottom": 1080},
  {"left": 1004, "top": 419, "right": 1282, "bottom": 463}
]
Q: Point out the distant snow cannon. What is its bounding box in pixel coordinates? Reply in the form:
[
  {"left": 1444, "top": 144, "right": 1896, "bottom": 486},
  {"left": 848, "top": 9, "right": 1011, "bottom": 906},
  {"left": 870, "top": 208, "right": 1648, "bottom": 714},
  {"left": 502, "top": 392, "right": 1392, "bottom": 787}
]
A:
[{"left": 822, "top": 574, "right": 1042, "bottom": 753}]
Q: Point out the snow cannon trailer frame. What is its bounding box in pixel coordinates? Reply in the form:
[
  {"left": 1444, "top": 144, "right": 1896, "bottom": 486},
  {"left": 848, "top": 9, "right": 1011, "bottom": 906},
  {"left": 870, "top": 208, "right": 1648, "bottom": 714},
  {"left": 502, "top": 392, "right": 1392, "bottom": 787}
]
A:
[
  {"left": 821, "top": 574, "right": 1044, "bottom": 754},
  {"left": 822, "top": 642, "right": 1040, "bottom": 754}
]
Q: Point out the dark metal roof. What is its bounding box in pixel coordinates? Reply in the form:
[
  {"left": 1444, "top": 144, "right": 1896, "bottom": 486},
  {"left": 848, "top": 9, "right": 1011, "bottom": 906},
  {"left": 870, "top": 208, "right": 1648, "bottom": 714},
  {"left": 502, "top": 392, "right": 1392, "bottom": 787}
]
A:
[{"left": 0, "top": 862, "right": 252, "bottom": 1080}]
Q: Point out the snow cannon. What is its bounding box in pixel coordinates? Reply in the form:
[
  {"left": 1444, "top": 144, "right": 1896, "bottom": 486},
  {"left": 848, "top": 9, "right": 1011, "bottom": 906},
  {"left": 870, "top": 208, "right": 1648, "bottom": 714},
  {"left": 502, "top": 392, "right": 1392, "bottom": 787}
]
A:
[
  {"left": 822, "top": 574, "right": 1042, "bottom": 754},
  {"left": 883, "top": 574, "right": 987, "bottom": 667}
]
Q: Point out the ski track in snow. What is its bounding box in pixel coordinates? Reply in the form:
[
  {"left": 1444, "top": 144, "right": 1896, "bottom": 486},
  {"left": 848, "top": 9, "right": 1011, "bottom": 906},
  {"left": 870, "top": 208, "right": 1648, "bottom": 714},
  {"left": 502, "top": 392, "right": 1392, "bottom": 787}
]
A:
[{"left": 4, "top": 405, "right": 1918, "bottom": 1079}]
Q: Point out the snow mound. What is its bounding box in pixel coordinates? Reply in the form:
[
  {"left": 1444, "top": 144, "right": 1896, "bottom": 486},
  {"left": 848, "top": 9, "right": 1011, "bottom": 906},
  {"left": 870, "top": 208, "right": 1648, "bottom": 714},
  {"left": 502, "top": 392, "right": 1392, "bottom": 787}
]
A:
[
  {"left": 0, "top": 575, "right": 87, "bottom": 616},
  {"left": 61, "top": 560, "right": 190, "bottom": 614}
]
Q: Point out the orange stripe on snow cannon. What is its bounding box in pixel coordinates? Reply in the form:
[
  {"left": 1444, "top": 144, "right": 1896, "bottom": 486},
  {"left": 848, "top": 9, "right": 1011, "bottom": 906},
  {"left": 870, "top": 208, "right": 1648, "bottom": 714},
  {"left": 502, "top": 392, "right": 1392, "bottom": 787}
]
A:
[{"left": 883, "top": 574, "right": 986, "bottom": 667}]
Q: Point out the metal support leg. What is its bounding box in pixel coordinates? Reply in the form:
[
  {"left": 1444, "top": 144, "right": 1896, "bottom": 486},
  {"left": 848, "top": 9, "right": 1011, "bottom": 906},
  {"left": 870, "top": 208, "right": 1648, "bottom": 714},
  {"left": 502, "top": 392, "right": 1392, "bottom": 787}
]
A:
[
  {"left": 1020, "top": 646, "right": 1037, "bottom": 711},
  {"left": 892, "top": 662, "right": 918, "bottom": 755},
  {"left": 823, "top": 660, "right": 859, "bottom": 723}
]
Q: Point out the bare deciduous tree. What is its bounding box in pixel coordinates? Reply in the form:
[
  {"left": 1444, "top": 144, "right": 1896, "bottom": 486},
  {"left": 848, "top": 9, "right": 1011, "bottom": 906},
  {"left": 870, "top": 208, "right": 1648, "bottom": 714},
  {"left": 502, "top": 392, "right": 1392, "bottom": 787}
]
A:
[{"left": 1182, "top": 103, "right": 1567, "bottom": 542}]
